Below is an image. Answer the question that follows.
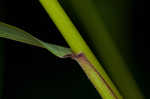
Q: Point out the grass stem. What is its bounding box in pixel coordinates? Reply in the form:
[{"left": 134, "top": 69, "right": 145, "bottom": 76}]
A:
[{"left": 39, "top": 0, "right": 122, "bottom": 98}]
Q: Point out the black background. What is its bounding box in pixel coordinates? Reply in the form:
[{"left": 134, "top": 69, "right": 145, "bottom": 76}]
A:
[
  {"left": 1, "top": 0, "right": 100, "bottom": 99},
  {"left": 0, "top": 0, "right": 149, "bottom": 99}
]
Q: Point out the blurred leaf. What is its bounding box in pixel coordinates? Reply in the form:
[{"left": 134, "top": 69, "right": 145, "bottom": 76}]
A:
[
  {"left": 0, "top": 21, "right": 72, "bottom": 58},
  {"left": 60, "top": 0, "right": 144, "bottom": 98}
]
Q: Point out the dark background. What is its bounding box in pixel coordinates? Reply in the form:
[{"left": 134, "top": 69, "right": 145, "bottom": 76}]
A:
[
  {"left": 0, "top": 0, "right": 100, "bottom": 99},
  {"left": 0, "top": 0, "right": 148, "bottom": 99}
]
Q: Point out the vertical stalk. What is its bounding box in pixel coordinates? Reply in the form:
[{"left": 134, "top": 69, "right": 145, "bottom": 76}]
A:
[{"left": 39, "top": 0, "right": 122, "bottom": 98}]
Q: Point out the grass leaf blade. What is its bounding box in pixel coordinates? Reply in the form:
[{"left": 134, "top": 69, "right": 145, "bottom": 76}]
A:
[{"left": 0, "top": 21, "right": 72, "bottom": 57}]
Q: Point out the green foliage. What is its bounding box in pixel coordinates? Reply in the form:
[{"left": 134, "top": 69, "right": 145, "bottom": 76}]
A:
[
  {"left": 39, "top": 0, "right": 122, "bottom": 98},
  {"left": 60, "top": 0, "right": 144, "bottom": 99},
  {"left": 0, "top": 0, "right": 144, "bottom": 98},
  {"left": 0, "top": 21, "right": 72, "bottom": 58}
]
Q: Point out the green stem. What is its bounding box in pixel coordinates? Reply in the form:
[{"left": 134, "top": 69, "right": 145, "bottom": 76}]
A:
[
  {"left": 39, "top": 0, "right": 122, "bottom": 98},
  {"left": 60, "top": 1, "right": 144, "bottom": 99}
]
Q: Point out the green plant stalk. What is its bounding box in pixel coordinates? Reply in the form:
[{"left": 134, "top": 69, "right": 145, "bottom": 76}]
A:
[
  {"left": 40, "top": 0, "right": 122, "bottom": 98},
  {"left": 61, "top": 1, "right": 144, "bottom": 99}
]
